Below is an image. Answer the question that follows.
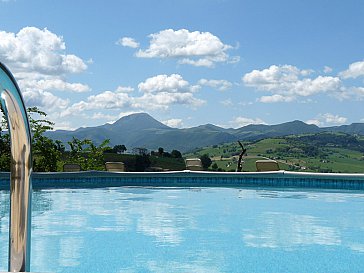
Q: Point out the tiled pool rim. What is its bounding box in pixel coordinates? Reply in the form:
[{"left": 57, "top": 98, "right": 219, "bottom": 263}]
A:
[{"left": 1, "top": 170, "right": 364, "bottom": 190}]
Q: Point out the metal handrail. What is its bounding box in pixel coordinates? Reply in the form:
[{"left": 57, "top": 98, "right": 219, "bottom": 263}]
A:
[{"left": 0, "top": 62, "right": 32, "bottom": 272}]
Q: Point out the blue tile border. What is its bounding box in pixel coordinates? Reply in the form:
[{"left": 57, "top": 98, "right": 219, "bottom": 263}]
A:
[{"left": 1, "top": 170, "right": 364, "bottom": 190}]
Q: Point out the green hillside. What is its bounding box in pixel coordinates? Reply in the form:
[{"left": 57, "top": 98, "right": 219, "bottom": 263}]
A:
[{"left": 185, "top": 133, "right": 364, "bottom": 173}]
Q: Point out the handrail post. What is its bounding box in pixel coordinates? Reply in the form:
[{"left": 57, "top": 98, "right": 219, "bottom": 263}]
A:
[{"left": 0, "top": 62, "right": 32, "bottom": 272}]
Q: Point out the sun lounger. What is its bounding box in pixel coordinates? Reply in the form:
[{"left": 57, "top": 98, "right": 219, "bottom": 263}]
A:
[
  {"left": 256, "top": 160, "right": 280, "bottom": 172},
  {"left": 63, "top": 163, "right": 81, "bottom": 172},
  {"left": 185, "top": 158, "right": 203, "bottom": 171},
  {"left": 105, "top": 162, "right": 125, "bottom": 172}
]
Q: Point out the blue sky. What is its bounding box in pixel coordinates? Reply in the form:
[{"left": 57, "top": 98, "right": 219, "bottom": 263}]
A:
[{"left": 1, "top": 0, "right": 363, "bottom": 130}]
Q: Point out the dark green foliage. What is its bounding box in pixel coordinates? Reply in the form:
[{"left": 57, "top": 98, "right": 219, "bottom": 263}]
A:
[
  {"left": 0, "top": 128, "right": 10, "bottom": 171},
  {"left": 0, "top": 105, "right": 11, "bottom": 171},
  {"left": 135, "top": 154, "right": 151, "bottom": 171},
  {"left": 171, "top": 149, "right": 182, "bottom": 158},
  {"left": 28, "top": 107, "right": 62, "bottom": 172},
  {"left": 112, "top": 144, "right": 127, "bottom": 154},
  {"left": 199, "top": 154, "right": 212, "bottom": 170},
  {"left": 66, "top": 137, "right": 111, "bottom": 170}
]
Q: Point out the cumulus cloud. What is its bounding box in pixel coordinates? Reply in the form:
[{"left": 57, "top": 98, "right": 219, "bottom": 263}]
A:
[
  {"left": 352, "top": 87, "right": 364, "bottom": 97},
  {"left": 229, "top": 116, "right": 265, "bottom": 128},
  {"left": 62, "top": 74, "right": 205, "bottom": 117},
  {"left": 198, "top": 79, "right": 233, "bottom": 91},
  {"left": 339, "top": 60, "right": 364, "bottom": 79},
  {"left": 306, "top": 113, "right": 347, "bottom": 126},
  {"left": 0, "top": 27, "right": 89, "bottom": 115},
  {"left": 138, "top": 74, "right": 197, "bottom": 93},
  {"left": 258, "top": 94, "right": 295, "bottom": 103},
  {"left": 243, "top": 64, "right": 342, "bottom": 102},
  {"left": 162, "top": 118, "right": 183, "bottom": 128},
  {"left": 0, "top": 27, "right": 87, "bottom": 75},
  {"left": 18, "top": 78, "right": 90, "bottom": 93},
  {"left": 133, "top": 92, "right": 204, "bottom": 110},
  {"left": 23, "top": 89, "right": 69, "bottom": 111},
  {"left": 116, "top": 37, "right": 140, "bottom": 48},
  {"left": 61, "top": 91, "right": 131, "bottom": 117},
  {"left": 136, "top": 29, "right": 237, "bottom": 67}
]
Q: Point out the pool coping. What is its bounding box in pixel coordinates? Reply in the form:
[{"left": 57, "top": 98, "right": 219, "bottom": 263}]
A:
[{"left": 1, "top": 170, "right": 364, "bottom": 190}]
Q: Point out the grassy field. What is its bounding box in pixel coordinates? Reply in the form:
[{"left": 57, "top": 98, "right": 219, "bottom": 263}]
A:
[{"left": 185, "top": 135, "right": 364, "bottom": 173}]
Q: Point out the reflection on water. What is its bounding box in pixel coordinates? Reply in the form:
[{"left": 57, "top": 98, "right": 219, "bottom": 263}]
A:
[
  {"left": 1, "top": 187, "right": 364, "bottom": 272},
  {"left": 243, "top": 212, "right": 341, "bottom": 249}
]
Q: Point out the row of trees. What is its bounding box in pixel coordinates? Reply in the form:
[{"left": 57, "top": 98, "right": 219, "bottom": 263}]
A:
[{"left": 150, "top": 147, "right": 182, "bottom": 158}]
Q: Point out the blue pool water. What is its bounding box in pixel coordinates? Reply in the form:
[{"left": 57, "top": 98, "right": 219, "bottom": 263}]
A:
[{"left": 1, "top": 186, "right": 364, "bottom": 272}]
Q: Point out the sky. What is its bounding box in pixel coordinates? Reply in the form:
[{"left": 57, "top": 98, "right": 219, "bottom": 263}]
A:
[{"left": 0, "top": 0, "right": 364, "bottom": 130}]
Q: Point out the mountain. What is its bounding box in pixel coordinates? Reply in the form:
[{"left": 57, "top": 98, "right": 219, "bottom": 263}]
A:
[
  {"left": 46, "top": 113, "right": 364, "bottom": 152},
  {"left": 324, "top": 123, "right": 364, "bottom": 135},
  {"left": 233, "top": 120, "right": 321, "bottom": 140}
]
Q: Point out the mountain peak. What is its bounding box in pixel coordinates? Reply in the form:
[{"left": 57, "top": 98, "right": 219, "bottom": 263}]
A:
[{"left": 112, "top": 112, "right": 171, "bottom": 130}]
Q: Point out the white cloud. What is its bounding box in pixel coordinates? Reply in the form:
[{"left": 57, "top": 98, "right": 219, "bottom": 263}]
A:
[
  {"left": 133, "top": 92, "right": 204, "bottom": 110},
  {"left": 306, "top": 119, "right": 321, "bottom": 126},
  {"left": 116, "top": 37, "right": 140, "bottom": 48},
  {"left": 138, "top": 74, "right": 196, "bottom": 93},
  {"left": 339, "top": 60, "right": 364, "bottom": 79},
  {"left": 0, "top": 27, "right": 87, "bottom": 75},
  {"left": 162, "top": 118, "right": 183, "bottom": 128},
  {"left": 52, "top": 121, "right": 77, "bottom": 131},
  {"left": 18, "top": 78, "right": 90, "bottom": 93},
  {"left": 116, "top": 85, "right": 134, "bottom": 93},
  {"left": 198, "top": 79, "right": 233, "bottom": 91},
  {"left": 321, "top": 113, "right": 347, "bottom": 124},
  {"left": 61, "top": 91, "right": 131, "bottom": 117},
  {"left": 136, "top": 29, "right": 237, "bottom": 67},
  {"left": 243, "top": 64, "right": 342, "bottom": 102},
  {"left": 91, "top": 112, "right": 118, "bottom": 120},
  {"left": 258, "top": 94, "right": 294, "bottom": 103},
  {"left": 62, "top": 75, "right": 205, "bottom": 117},
  {"left": 0, "top": 27, "right": 89, "bottom": 117},
  {"left": 306, "top": 113, "right": 347, "bottom": 126},
  {"left": 229, "top": 116, "right": 265, "bottom": 128},
  {"left": 23, "top": 89, "right": 69, "bottom": 111}
]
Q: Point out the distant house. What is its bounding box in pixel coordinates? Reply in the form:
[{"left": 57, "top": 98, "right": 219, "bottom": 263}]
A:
[{"left": 132, "top": 147, "right": 149, "bottom": 156}]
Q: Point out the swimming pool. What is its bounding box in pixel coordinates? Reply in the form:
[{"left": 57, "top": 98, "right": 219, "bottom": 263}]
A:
[{"left": 1, "top": 182, "right": 364, "bottom": 272}]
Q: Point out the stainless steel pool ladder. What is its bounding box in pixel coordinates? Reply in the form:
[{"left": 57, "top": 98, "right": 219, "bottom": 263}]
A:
[{"left": 0, "top": 62, "right": 32, "bottom": 272}]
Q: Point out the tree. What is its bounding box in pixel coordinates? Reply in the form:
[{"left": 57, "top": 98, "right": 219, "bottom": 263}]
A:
[
  {"left": 199, "top": 154, "right": 212, "bottom": 170},
  {"left": 1, "top": 106, "right": 63, "bottom": 172},
  {"left": 67, "top": 137, "right": 111, "bottom": 170},
  {"left": 28, "top": 107, "right": 62, "bottom": 172},
  {"left": 158, "top": 147, "right": 164, "bottom": 156},
  {"left": 0, "top": 125, "right": 10, "bottom": 171},
  {"left": 135, "top": 154, "right": 151, "bottom": 171},
  {"left": 211, "top": 162, "right": 218, "bottom": 171},
  {"left": 171, "top": 149, "right": 182, "bottom": 158},
  {"left": 113, "top": 144, "right": 127, "bottom": 154},
  {"left": 0, "top": 105, "right": 11, "bottom": 171}
]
